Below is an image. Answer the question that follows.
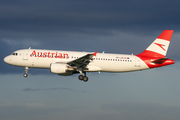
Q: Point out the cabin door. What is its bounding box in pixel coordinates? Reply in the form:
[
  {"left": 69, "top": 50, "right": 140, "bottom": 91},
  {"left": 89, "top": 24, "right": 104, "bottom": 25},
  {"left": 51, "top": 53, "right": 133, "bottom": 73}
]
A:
[
  {"left": 23, "top": 50, "right": 29, "bottom": 60},
  {"left": 135, "top": 57, "right": 140, "bottom": 67}
]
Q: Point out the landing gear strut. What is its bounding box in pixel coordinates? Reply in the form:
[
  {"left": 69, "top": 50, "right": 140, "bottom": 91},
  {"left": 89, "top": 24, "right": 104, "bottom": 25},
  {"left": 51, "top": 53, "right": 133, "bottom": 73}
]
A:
[
  {"left": 78, "top": 72, "right": 88, "bottom": 82},
  {"left": 23, "top": 67, "right": 29, "bottom": 77}
]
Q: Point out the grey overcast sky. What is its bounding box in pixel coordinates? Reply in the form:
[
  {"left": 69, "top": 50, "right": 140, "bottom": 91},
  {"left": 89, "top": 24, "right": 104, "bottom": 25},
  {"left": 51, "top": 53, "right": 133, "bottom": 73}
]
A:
[{"left": 1, "top": 0, "right": 180, "bottom": 120}]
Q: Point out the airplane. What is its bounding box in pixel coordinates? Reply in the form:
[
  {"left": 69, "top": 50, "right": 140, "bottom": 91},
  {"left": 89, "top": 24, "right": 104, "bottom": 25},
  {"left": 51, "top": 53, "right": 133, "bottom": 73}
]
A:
[{"left": 4, "top": 30, "right": 174, "bottom": 82}]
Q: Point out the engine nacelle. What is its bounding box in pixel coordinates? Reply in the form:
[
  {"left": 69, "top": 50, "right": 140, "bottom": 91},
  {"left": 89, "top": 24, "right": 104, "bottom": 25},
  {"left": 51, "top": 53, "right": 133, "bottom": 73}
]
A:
[{"left": 50, "top": 63, "right": 67, "bottom": 74}]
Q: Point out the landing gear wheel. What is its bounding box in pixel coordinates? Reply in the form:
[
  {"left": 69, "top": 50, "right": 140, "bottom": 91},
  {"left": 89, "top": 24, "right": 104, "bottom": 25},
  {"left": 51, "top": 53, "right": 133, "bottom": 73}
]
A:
[
  {"left": 23, "top": 73, "right": 28, "bottom": 77},
  {"left": 23, "top": 67, "right": 29, "bottom": 78},
  {"left": 78, "top": 70, "right": 89, "bottom": 82},
  {"left": 78, "top": 75, "right": 84, "bottom": 80},
  {"left": 83, "top": 76, "right": 88, "bottom": 82}
]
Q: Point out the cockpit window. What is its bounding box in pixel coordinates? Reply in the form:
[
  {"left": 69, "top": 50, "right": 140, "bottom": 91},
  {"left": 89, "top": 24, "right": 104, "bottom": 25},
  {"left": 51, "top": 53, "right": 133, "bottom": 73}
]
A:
[{"left": 12, "top": 53, "right": 18, "bottom": 56}]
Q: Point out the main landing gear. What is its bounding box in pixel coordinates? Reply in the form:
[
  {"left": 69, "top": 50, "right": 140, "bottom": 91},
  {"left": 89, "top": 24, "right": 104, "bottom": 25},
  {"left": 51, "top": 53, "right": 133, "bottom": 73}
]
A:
[
  {"left": 78, "top": 72, "right": 88, "bottom": 82},
  {"left": 23, "top": 67, "right": 29, "bottom": 77}
]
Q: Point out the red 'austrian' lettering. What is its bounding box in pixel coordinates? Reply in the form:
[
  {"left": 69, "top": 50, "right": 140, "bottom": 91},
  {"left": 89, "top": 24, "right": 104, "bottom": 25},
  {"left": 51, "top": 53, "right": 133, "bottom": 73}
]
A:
[{"left": 30, "top": 50, "right": 68, "bottom": 59}]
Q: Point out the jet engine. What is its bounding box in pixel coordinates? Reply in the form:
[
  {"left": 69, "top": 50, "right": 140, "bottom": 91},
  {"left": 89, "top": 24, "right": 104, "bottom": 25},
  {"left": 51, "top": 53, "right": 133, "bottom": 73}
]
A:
[
  {"left": 50, "top": 63, "right": 73, "bottom": 76},
  {"left": 50, "top": 63, "right": 68, "bottom": 74}
]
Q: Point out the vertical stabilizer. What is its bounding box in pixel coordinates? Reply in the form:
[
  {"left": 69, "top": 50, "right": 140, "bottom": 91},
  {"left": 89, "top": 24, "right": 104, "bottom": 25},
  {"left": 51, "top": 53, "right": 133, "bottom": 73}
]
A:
[{"left": 138, "top": 30, "right": 173, "bottom": 58}]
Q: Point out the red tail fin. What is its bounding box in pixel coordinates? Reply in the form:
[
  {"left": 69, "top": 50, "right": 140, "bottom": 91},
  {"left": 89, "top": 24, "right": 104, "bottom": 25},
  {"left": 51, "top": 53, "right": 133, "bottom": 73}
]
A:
[{"left": 137, "top": 30, "right": 173, "bottom": 58}]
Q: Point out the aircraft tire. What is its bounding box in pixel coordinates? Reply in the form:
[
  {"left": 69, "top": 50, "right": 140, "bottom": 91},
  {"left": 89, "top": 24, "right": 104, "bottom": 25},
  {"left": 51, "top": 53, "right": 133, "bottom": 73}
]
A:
[
  {"left": 83, "top": 76, "right": 88, "bottom": 82},
  {"left": 23, "top": 73, "right": 28, "bottom": 77},
  {"left": 78, "top": 75, "right": 84, "bottom": 80}
]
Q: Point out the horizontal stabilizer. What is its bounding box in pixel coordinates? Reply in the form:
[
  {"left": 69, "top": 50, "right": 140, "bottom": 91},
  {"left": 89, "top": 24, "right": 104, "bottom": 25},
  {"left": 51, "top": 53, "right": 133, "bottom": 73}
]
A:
[{"left": 151, "top": 58, "right": 169, "bottom": 64}]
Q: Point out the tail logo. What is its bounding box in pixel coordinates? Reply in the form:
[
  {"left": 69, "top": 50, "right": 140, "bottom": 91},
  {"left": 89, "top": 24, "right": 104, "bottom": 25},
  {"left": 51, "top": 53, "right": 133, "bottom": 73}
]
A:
[{"left": 154, "top": 43, "right": 166, "bottom": 51}]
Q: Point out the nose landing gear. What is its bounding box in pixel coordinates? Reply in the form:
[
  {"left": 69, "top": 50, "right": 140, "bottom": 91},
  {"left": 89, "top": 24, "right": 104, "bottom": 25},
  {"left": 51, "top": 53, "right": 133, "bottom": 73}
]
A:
[{"left": 23, "top": 67, "right": 29, "bottom": 77}]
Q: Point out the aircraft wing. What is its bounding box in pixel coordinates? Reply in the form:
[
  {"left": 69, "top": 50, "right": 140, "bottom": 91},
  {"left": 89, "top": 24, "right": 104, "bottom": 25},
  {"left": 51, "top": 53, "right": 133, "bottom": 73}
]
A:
[{"left": 67, "top": 52, "right": 98, "bottom": 68}]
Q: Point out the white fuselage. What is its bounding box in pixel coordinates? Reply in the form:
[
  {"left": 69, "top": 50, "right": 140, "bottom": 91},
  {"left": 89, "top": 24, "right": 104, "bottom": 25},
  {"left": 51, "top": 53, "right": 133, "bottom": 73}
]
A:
[
  {"left": 4, "top": 49, "right": 149, "bottom": 73},
  {"left": 3, "top": 30, "right": 175, "bottom": 81}
]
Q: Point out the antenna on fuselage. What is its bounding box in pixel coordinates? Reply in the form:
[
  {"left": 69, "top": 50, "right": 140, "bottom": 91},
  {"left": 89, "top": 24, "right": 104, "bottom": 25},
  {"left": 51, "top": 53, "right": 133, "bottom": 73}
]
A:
[{"left": 29, "top": 47, "right": 31, "bottom": 49}]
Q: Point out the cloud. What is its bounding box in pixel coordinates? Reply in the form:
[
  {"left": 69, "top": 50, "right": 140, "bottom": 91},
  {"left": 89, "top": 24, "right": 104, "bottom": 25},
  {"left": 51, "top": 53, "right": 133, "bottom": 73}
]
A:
[
  {"left": 1, "top": 102, "right": 180, "bottom": 120},
  {"left": 23, "top": 87, "right": 86, "bottom": 93},
  {"left": 0, "top": 102, "right": 46, "bottom": 108},
  {"left": 0, "top": 103, "right": 58, "bottom": 120},
  {"left": 0, "top": 2, "right": 180, "bottom": 120},
  {"left": 101, "top": 102, "right": 180, "bottom": 120},
  {"left": 2, "top": 39, "right": 41, "bottom": 48},
  {"left": 1, "top": 0, "right": 180, "bottom": 75},
  {"left": 23, "top": 87, "right": 74, "bottom": 91},
  {"left": 1, "top": 0, "right": 180, "bottom": 35}
]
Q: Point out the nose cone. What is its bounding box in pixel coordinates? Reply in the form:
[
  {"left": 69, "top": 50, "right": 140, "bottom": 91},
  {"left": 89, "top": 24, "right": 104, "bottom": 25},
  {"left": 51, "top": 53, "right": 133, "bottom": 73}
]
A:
[
  {"left": 4, "top": 56, "right": 8, "bottom": 63},
  {"left": 4, "top": 56, "right": 12, "bottom": 65}
]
